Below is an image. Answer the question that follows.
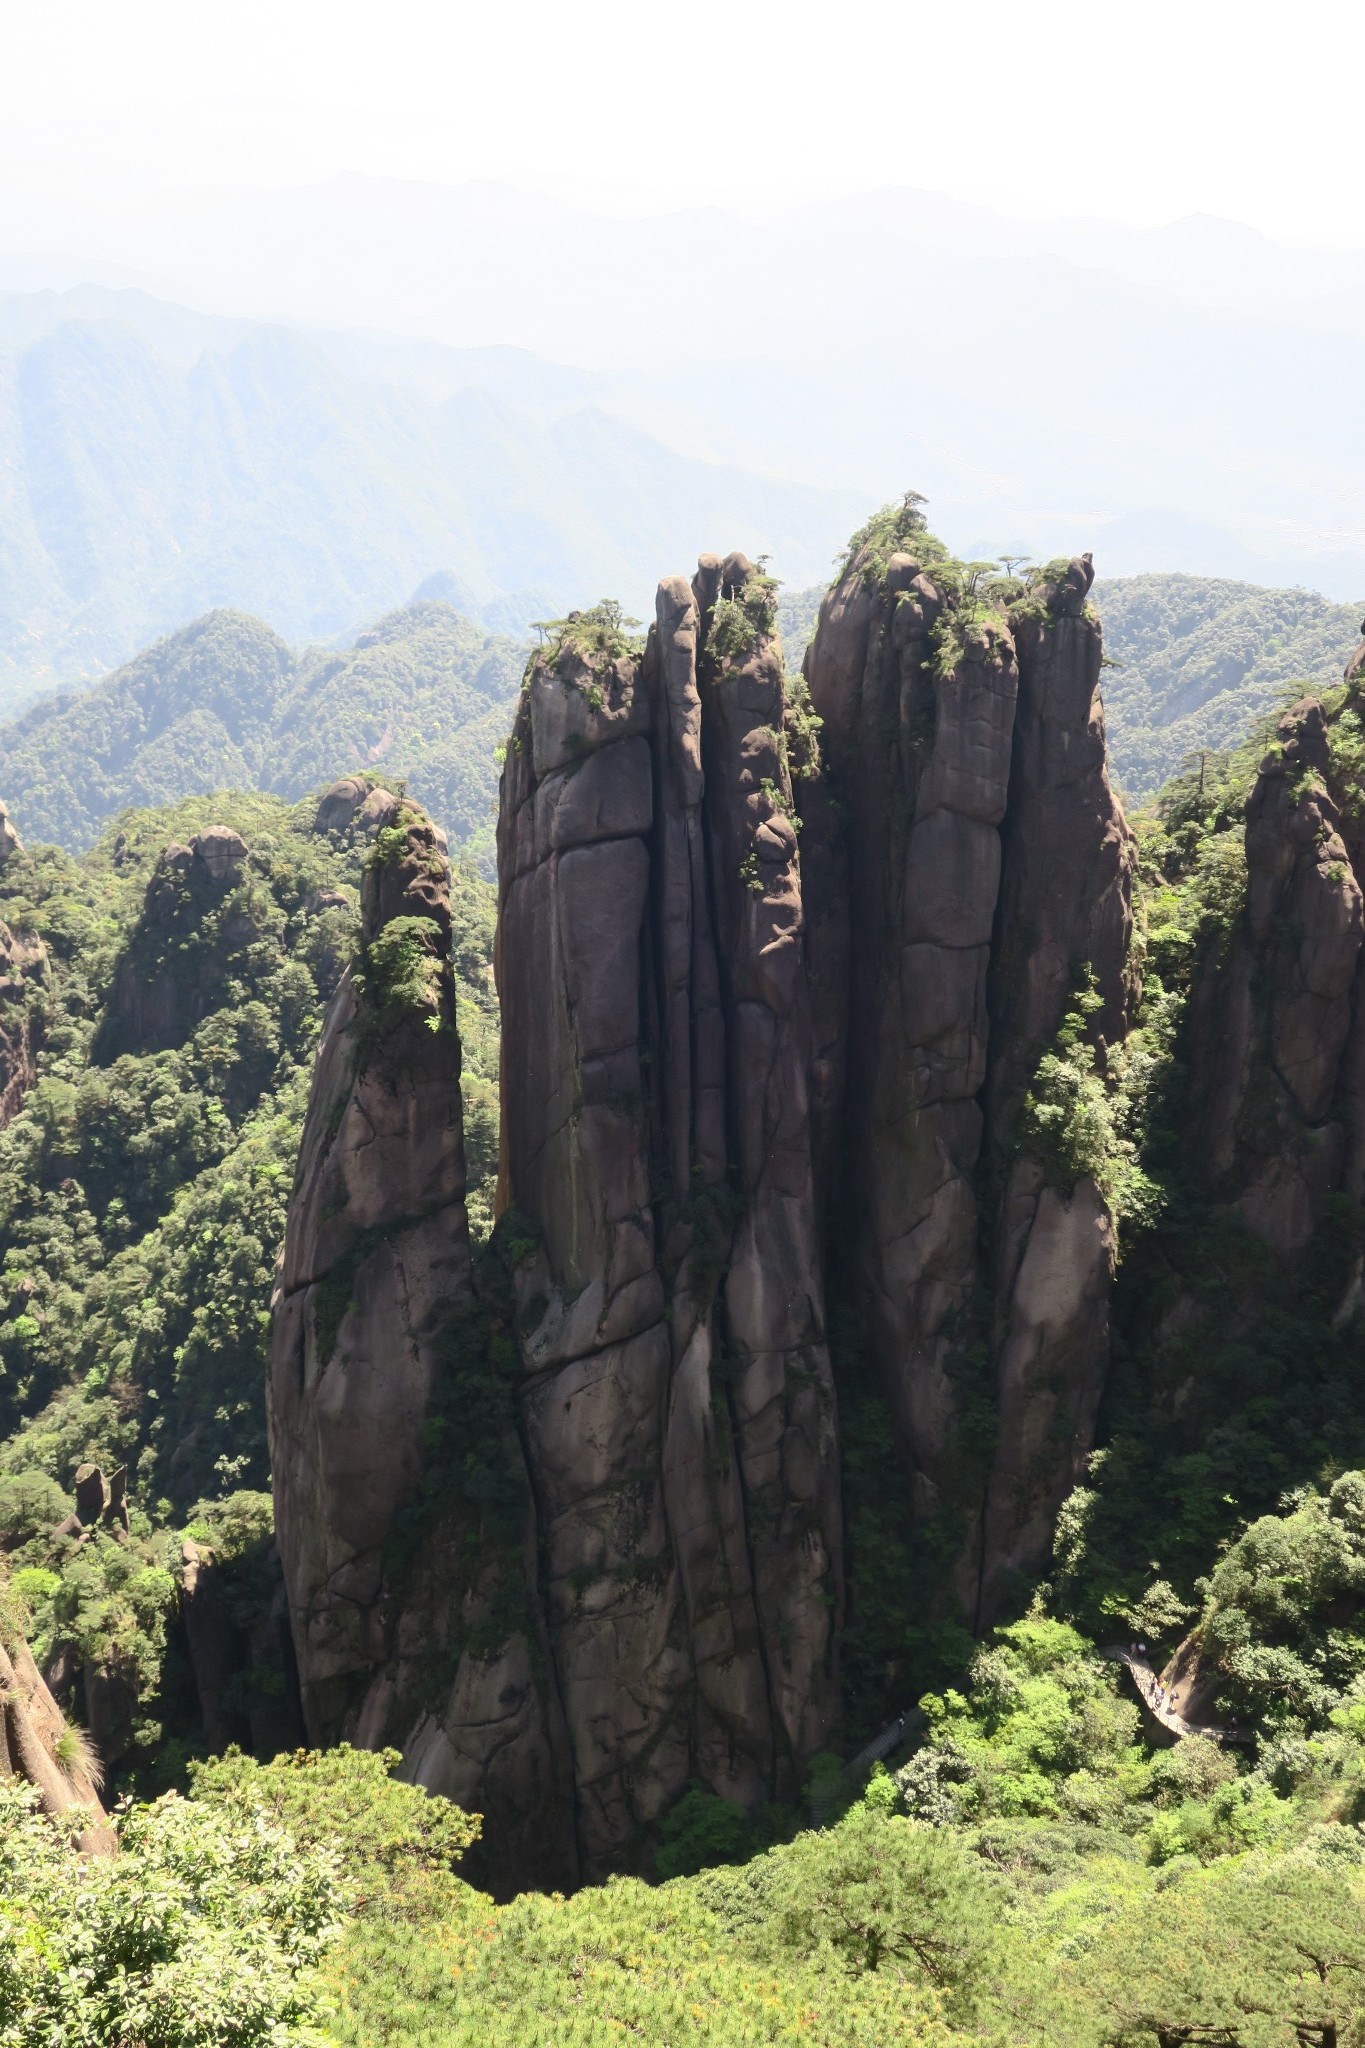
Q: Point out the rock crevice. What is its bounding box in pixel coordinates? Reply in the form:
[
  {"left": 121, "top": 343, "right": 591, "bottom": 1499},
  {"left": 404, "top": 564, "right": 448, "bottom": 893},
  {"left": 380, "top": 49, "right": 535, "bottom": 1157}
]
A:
[{"left": 272, "top": 537, "right": 1147, "bottom": 1886}]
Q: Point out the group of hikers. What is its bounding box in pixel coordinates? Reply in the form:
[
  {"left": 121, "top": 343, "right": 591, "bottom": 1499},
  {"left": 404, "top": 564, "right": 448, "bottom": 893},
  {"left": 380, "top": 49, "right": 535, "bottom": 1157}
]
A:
[{"left": 1129, "top": 1642, "right": 1173, "bottom": 1712}]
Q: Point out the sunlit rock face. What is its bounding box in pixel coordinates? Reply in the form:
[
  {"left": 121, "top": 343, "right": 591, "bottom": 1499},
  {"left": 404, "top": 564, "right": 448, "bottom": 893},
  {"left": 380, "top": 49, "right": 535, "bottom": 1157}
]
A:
[
  {"left": 272, "top": 535, "right": 1156, "bottom": 1888},
  {"left": 802, "top": 544, "right": 1135, "bottom": 1624}
]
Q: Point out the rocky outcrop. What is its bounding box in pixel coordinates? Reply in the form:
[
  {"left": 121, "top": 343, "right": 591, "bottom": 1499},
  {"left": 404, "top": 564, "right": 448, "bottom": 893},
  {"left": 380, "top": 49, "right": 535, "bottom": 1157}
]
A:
[
  {"left": 0, "top": 915, "right": 46, "bottom": 1128},
  {"left": 0, "top": 797, "right": 47, "bottom": 1131},
  {"left": 178, "top": 1538, "right": 303, "bottom": 1759},
  {"left": 96, "top": 825, "right": 256, "bottom": 1058},
  {"left": 0, "top": 802, "right": 22, "bottom": 865},
  {"left": 269, "top": 792, "right": 473, "bottom": 1734},
  {"left": 271, "top": 529, "right": 1141, "bottom": 1883},
  {"left": 802, "top": 541, "right": 1134, "bottom": 1620},
  {"left": 1189, "top": 690, "right": 1365, "bottom": 1257},
  {"left": 0, "top": 1622, "right": 113, "bottom": 1854}
]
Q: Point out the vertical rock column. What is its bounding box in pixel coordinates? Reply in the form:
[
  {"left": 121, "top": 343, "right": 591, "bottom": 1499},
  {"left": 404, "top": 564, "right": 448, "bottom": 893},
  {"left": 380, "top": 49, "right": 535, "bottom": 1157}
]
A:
[
  {"left": 496, "top": 639, "right": 693, "bottom": 1870},
  {"left": 692, "top": 555, "right": 843, "bottom": 1767},
  {"left": 494, "top": 569, "right": 845, "bottom": 1858},
  {"left": 804, "top": 551, "right": 1019, "bottom": 1522},
  {"left": 647, "top": 572, "right": 775, "bottom": 1808},
  {"left": 976, "top": 568, "right": 1137, "bottom": 1619},
  {"left": 805, "top": 545, "right": 1136, "bottom": 1619},
  {"left": 268, "top": 796, "right": 474, "bottom": 1736},
  {"left": 1188, "top": 696, "right": 1363, "bottom": 1252}
]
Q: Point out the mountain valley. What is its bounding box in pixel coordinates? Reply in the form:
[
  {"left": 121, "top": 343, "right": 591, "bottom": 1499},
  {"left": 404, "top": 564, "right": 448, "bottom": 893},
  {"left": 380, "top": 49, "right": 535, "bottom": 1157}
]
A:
[{"left": 1, "top": 500, "right": 1363, "bottom": 2045}]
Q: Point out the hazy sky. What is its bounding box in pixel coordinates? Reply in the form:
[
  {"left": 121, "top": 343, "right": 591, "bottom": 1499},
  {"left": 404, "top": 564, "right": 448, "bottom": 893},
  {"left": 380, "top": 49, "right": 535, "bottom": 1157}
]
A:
[{"left": 2, "top": 0, "right": 1363, "bottom": 244}]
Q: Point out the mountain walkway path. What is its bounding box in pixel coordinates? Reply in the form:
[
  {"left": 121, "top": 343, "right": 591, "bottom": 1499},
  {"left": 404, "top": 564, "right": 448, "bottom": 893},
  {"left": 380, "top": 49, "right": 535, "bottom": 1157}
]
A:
[{"left": 1100, "top": 1646, "right": 1243, "bottom": 1742}]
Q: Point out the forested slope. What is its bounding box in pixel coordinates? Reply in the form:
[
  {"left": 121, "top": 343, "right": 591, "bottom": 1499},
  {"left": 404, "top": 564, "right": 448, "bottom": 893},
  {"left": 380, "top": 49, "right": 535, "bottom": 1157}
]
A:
[
  {"left": 1093, "top": 572, "right": 1364, "bottom": 797},
  {"left": 0, "top": 603, "right": 523, "bottom": 859},
  {"left": 0, "top": 786, "right": 498, "bottom": 1794}
]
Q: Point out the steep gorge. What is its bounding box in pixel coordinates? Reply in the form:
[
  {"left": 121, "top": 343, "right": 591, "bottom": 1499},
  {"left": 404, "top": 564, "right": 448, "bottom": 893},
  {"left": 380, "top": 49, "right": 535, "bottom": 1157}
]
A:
[{"left": 268, "top": 505, "right": 1365, "bottom": 1888}]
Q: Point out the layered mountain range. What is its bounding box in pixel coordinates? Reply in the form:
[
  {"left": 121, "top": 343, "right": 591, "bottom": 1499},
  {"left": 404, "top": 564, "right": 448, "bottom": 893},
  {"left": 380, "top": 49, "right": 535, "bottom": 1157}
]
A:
[
  {"left": 0, "top": 600, "right": 522, "bottom": 856},
  {"left": 264, "top": 504, "right": 1364, "bottom": 1889}
]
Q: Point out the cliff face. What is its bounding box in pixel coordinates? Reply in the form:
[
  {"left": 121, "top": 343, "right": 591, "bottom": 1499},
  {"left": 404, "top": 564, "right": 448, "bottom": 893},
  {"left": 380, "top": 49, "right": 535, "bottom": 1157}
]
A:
[
  {"left": 271, "top": 524, "right": 1146, "bottom": 1884},
  {"left": 269, "top": 793, "right": 473, "bottom": 1735},
  {"left": 803, "top": 537, "right": 1135, "bottom": 1620},
  {"left": 1188, "top": 684, "right": 1364, "bottom": 1251},
  {"left": 495, "top": 564, "right": 842, "bottom": 1863}
]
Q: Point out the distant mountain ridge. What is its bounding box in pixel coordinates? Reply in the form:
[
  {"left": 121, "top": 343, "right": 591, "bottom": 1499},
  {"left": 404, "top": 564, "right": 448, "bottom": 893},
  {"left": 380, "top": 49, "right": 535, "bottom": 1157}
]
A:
[
  {"left": 0, "top": 602, "right": 524, "bottom": 858},
  {"left": 7, "top": 568, "right": 1361, "bottom": 869},
  {"left": 0, "top": 304, "right": 860, "bottom": 706}
]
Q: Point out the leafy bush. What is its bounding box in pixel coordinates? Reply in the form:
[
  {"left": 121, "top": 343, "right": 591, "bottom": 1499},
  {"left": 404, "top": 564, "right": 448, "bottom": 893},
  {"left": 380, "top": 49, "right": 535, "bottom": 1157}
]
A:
[
  {"left": 189, "top": 1746, "right": 479, "bottom": 1896},
  {"left": 1017, "top": 979, "right": 1160, "bottom": 1243},
  {"left": 910, "top": 1615, "right": 1143, "bottom": 1826},
  {"left": 0, "top": 1779, "right": 346, "bottom": 2046}
]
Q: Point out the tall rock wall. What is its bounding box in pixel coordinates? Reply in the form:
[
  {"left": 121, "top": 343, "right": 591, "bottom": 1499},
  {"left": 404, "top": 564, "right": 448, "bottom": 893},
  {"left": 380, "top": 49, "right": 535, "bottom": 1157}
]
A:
[
  {"left": 493, "top": 562, "right": 842, "bottom": 1868},
  {"left": 1188, "top": 685, "right": 1365, "bottom": 1257},
  {"left": 802, "top": 537, "right": 1135, "bottom": 1622},
  {"left": 271, "top": 527, "right": 1143, "bottom": 1886}
]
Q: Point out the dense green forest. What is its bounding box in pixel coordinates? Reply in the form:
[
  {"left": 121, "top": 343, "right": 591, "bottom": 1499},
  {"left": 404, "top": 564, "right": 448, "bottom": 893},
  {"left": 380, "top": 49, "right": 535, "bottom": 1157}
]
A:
[
  {"left": 0, "top": 604, "right": 522, "bottom": 864},
  {"left": 0, "top": 787, "right": 499, "bottom": 1799},
  {"left": 1093, "top": 573, "right": 1363, "bottom": 798},
  {"left": 2, "top": 568, "right": 1365, "bottom": 2042},
  {"left": 8, "top": 1481, "right": 1365, "bottom": 2043}
]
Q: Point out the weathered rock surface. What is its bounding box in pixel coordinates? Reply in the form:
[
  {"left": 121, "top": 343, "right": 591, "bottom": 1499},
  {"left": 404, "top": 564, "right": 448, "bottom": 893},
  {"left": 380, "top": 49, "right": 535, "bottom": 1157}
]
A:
[
  {"left": 1189, "top": 691, "right": 1365, "bottom": 1257},
  {"left": 314, "top": 774, "right": 372, "bottom": 834},
  {"left": 0, "top": 801, "right": 22, "bottom": 866},
  {"left": 0, "top": 913, "right": 46, "bottom": 1128},
  {"left": 487, "top": 564, "right": 842, "bottom": 1871},
  {"left": 0, "top": 1623, "right": 113, "bottom": 1853},
  {"left": 269, "top": 796, "right": 474, "bottom": 1735},
  {"left": 272, "top": 536, "right": 1147, "bottom": 1883},
  {"left": 802, "top": 546, "right": 1134, "bottom": 1621}
]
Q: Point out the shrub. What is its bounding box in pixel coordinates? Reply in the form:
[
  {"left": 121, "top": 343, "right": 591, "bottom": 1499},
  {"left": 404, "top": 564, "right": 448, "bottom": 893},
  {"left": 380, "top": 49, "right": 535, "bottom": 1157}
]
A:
[{"left": 0, "top": 1778, "right": 346, "bottom": 2046}]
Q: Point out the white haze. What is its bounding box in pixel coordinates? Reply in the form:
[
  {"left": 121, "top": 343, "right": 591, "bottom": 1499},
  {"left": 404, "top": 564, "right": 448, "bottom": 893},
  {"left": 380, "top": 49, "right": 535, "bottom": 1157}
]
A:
[{"left": 0, "top": 0, "right": 1362, "bottom": 609}]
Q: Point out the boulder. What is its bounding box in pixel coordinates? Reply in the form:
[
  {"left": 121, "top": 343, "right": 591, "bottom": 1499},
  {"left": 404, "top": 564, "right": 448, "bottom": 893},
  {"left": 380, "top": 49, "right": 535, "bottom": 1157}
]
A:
[
  {"left": 314, "top": 775, "right": 370, "bottom": 834},
  {"left": 190, "top": 824, "right": 248, "bottom": 881}
]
